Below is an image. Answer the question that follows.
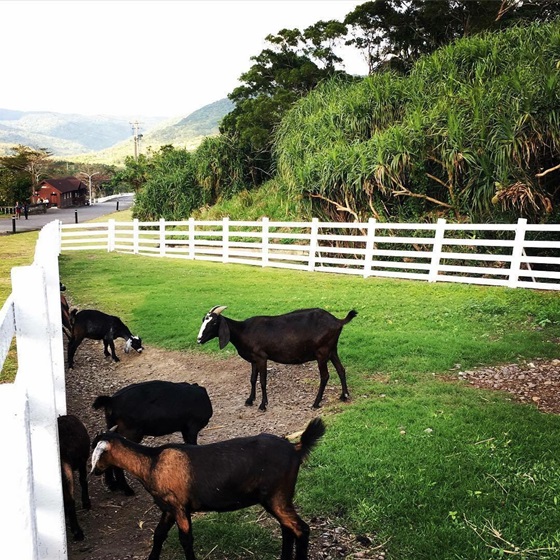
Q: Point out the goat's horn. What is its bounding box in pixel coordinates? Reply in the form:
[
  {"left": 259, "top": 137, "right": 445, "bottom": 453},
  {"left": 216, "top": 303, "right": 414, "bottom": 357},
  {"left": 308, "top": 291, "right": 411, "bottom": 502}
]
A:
[
  {"left": 109, "top": 425, "right": 118, "bottom": 432},
  {"left": 210, "top": 305, "right": 227, "bottom": 315}
]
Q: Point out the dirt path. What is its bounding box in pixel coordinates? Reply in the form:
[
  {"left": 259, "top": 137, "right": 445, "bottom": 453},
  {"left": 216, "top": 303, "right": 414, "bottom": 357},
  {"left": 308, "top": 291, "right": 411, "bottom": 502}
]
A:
[{"left": 64, "top": 340, "right": 382, "bottom": 560}]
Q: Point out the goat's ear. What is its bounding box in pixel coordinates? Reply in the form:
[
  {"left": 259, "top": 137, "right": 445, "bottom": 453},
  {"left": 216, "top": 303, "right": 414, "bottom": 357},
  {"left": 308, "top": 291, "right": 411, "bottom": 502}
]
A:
[{"left": 218, "top": 318, "right": 230, "bottom": 349}]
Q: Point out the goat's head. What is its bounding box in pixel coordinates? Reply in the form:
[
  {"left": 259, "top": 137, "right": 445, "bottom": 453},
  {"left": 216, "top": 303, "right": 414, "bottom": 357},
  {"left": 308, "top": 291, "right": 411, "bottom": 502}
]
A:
[
  {"left": 125, "top": 335, "right": 143, "bottom": 354},
  {"left": 90, "top": 426, "right": 118, "bottom": 475},
  {"left": 197, "top": 306, "right": 230, "bottom": 349}
]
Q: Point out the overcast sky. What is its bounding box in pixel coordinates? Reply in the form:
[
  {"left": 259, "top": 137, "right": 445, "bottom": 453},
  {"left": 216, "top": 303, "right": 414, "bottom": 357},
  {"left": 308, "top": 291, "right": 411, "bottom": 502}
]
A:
[{"left": 1, "top": 0, "right": 367, "bottom": 120}]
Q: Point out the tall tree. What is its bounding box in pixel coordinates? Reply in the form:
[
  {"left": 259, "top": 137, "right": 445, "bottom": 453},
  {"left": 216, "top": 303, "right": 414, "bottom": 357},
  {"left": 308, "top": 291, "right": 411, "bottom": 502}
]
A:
[
  {"left": 220, "top": 23, "right": 350, "bottom": 188},
  {"left": 344, "top": 0, "right": 560, "bottom": 74},
  {"left": 0, "top": 145, "right": 52, "bottom": 201}
]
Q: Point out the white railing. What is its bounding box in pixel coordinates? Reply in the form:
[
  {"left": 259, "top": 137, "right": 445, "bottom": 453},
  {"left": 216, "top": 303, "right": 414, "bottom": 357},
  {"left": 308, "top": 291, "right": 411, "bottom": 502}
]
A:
[
  {"left": 0, "top": 220, "right": 68, "bottom": 559},
  {"left": 60, "top": 217, "right": 560, "bottom": 290}
]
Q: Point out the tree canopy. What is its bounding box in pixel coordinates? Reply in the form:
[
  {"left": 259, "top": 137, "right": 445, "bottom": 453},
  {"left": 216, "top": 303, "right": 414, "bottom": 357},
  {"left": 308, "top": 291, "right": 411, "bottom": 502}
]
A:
[{"left": 274, "top": 21, "right": 560, "bottom": 223}]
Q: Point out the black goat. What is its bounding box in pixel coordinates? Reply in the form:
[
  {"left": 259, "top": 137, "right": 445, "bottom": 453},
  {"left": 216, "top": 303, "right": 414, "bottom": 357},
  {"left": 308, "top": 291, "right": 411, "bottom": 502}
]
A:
[
  {"left": 92, "top": 380, "right": 213, "bottom": 495},
  {"left": 67, "top": 309, "right": 143, "bottom": 368},
  {"left": 57, "top": 414, "right": 91, "bottom": 541},
  {"left": 91, "top": 418, "right": 325, "bottom": 560},
  {"left": 197, "top": 306, "right": 357, "bottom": 410}
]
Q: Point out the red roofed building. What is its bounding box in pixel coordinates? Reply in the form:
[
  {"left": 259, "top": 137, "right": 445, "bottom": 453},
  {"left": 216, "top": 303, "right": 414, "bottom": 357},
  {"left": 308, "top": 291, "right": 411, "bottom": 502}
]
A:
[{"left": 34, "top": 177, "right": 88, "bottom": 208}]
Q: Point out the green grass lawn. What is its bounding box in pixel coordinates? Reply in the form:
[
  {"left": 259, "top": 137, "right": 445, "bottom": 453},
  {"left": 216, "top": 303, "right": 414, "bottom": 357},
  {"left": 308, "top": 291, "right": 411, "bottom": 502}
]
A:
[
  {"left": 3, "top": 218, "right": 560, "bottom": 559},
  {"left": 57, "top": 249, "right": 560, "bottom": 559}
]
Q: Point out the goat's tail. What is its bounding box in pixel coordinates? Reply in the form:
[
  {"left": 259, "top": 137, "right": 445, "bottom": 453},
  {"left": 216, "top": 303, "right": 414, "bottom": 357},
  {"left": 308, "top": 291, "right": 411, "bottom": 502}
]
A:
[
  {"left": 92, "top": 396, "right": 112, "bottom": 410},
  {"left": 296, "top": 418, "right": 326, "bottom": 462},
  {"left": 341, "top": 309, "right": 358, "bottom": 325}
]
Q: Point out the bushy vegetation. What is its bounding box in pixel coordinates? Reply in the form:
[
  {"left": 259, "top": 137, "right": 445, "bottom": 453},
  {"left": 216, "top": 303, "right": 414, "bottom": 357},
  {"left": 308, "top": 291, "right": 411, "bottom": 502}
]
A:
[{"left": 275, "top": 22, "right": 560, "bottom": 223}]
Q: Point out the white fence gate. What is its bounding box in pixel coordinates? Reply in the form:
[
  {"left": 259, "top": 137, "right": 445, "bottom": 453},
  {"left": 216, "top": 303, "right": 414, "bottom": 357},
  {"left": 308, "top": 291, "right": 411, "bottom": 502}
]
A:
[{"left": 0, "top": 220, "right": 67, "bottom": 560}]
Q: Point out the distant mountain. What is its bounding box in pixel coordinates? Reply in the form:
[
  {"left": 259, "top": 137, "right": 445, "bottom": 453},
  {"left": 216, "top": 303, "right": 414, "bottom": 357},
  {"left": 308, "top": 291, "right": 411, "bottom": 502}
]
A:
[
  {"left": 0, "top": 110, "right": 166, "bottom": 156},
  {"left": 145, "top": 98, "right": 235, "bottom": 146},
  {"left": 0, "top": 98, "right": 234, "bottom": 165}
]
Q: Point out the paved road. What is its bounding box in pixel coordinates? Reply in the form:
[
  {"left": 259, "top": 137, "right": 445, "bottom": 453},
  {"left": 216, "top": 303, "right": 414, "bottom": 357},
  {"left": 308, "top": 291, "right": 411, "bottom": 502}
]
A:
[{"left": 2, "top": 195, "right": 134, "bottom": 234}]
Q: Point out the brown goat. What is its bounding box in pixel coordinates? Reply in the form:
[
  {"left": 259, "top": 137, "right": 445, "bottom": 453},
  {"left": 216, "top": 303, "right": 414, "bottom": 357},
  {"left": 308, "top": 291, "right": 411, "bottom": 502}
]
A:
[
  {"left": 58, "top": 414, "right": 91, "bottom": 541},
  {"left": 91, "top": 418, "right": 325, "bottom": 560}
]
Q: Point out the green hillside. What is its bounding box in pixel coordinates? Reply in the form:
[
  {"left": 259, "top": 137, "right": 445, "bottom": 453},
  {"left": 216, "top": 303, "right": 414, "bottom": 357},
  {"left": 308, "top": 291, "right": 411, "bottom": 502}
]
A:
[{"left": 69, "top": 98, "right": 234, "bottom": 165}]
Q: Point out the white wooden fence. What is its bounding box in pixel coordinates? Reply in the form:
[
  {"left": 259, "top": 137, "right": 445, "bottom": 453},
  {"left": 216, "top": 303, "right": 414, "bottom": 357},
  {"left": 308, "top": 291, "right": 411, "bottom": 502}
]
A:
[
  {"left": 0, "top": 220, "right": 68, "bottom": 560},
  {"left": 60, "top": 217, "right": 560, "bottom": 290}
]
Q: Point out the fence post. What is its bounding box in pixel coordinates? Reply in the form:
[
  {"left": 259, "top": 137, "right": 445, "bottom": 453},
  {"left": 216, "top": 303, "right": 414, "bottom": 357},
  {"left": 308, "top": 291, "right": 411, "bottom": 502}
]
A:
[
  {"left": 108, "top": 219, "right": 115, "bottom": 252},
  {"left": 363, "top": 218, "right": 376, "bottom": 278},
  {"left": 34, "top": 222, "right": 66, "bottom": 415},
  {"left": 261, "top": 217, "right": 269, "bottom": 267},
  {"left": 12, "top": 265, "right": 67, "bottom": 560},
  {"left": 308, "top": 218, "right": 319, "bottom": 272},
  {"left": 0, "top": 385, "right": 39, "bottom": 560},
  {"left": 159, "top": 218, "right": 166, "bottom": 257},
  {"left": 509, "top": 218, "right": 528, "bottom": 288},
  {"left": 428, "top": 218, "right": 447, "bottom": 282},
  {"left": 188, "top": 217, "right": 195, "bottom": 260},
  {"left": 133, "top": 218, "right": 139, "bottom": 254},
  {"left": 222, "top": 217, "right": 230, "bottom": 264}
]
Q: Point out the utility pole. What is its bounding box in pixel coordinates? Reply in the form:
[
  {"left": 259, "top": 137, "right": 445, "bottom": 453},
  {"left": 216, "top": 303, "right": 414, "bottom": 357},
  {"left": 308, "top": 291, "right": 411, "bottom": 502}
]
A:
[
  {"left": 130, "top": 120, "right": 143, "bottom": 160},
  {"left": 79, "top": 171, "right": 100, "bottom": 205}
]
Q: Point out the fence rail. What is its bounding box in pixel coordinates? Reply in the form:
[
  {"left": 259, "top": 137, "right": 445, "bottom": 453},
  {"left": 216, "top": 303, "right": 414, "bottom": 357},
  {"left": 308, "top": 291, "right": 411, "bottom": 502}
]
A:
[
  {"left": 0, "top": 220, "right": 67, "bottom": 559},
  {"left": 60, "top": 217, "right": 560, "bottom": 290}
]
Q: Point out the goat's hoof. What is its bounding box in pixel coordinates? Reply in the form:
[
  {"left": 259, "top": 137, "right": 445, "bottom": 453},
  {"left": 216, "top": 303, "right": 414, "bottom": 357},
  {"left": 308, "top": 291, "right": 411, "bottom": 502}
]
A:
[
  {"left": 73, "top": 530, "right": 84, "bottom": 541},
  {"left": 113, "top": 357, "right": 120, "bottom": 363},
  {"left": 258, "top": 404, "right": 267, "bottom": 412},
  {"left": 245, "top": 399, "right": 254, "bottom": 407},
  {"left": 311, "top": 403, "right": 322, "bottom": 409},
  {"left": 340, "top": 393, "right": 350, "bottom": 402}
]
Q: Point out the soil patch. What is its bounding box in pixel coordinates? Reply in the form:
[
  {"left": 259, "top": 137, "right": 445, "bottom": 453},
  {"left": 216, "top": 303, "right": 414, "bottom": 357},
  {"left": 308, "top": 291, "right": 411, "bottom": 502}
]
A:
[{"left": 456, "top": 358, "right": 560, "bottom": 414}]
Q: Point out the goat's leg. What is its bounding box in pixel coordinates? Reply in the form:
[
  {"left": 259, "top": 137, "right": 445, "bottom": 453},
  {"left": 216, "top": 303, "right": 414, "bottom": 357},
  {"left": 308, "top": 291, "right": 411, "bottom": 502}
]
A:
[
  {"left": 61, "top": 463, "right": 84, "bottom": 541},
  {"left": 105, "top": 466, "right": 135, "bottom": 495},
  {"left": 67, "top": 336, "right": 82, "bottom": 368},
  {"left": 175, "top": 509, "right": 196, "bottom": 560},
  {"left": 245, "top": 363, "right": 259, "bottom": 406},
  {"left": 312, "top": 359, "right": 330, "bottom": 408},
  {"left": 104, "top": 338, "right": 120, "bottom": 362},
  {"left": 280, "top": 526, "right": 296, "bottom": 559},
  {"left": 293, "top": 516, "right": 310, "bottom": 560},
  {"left": 78, "top": 463, "right": 91, "bottom": 509},
  {"left": 258, "top": 364, "right": 269, "bottom": 411},
  {"left": 266, "top": 503, "right": 309, "bottom": 560},
  {"left": 330, "top": 351, "right": 350, "bottom": 401},
  {"left": 149, "top": 511, "right": 176, "bottom": 560},
  {"left": 116, "top": 467, "right": 135, "bottom": 495},
  {"left": 104, "top": 467, "right": 118, "bottom": 490},
  {"left": 182, "top": 421, "right": 206, "bottom": 445}
]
